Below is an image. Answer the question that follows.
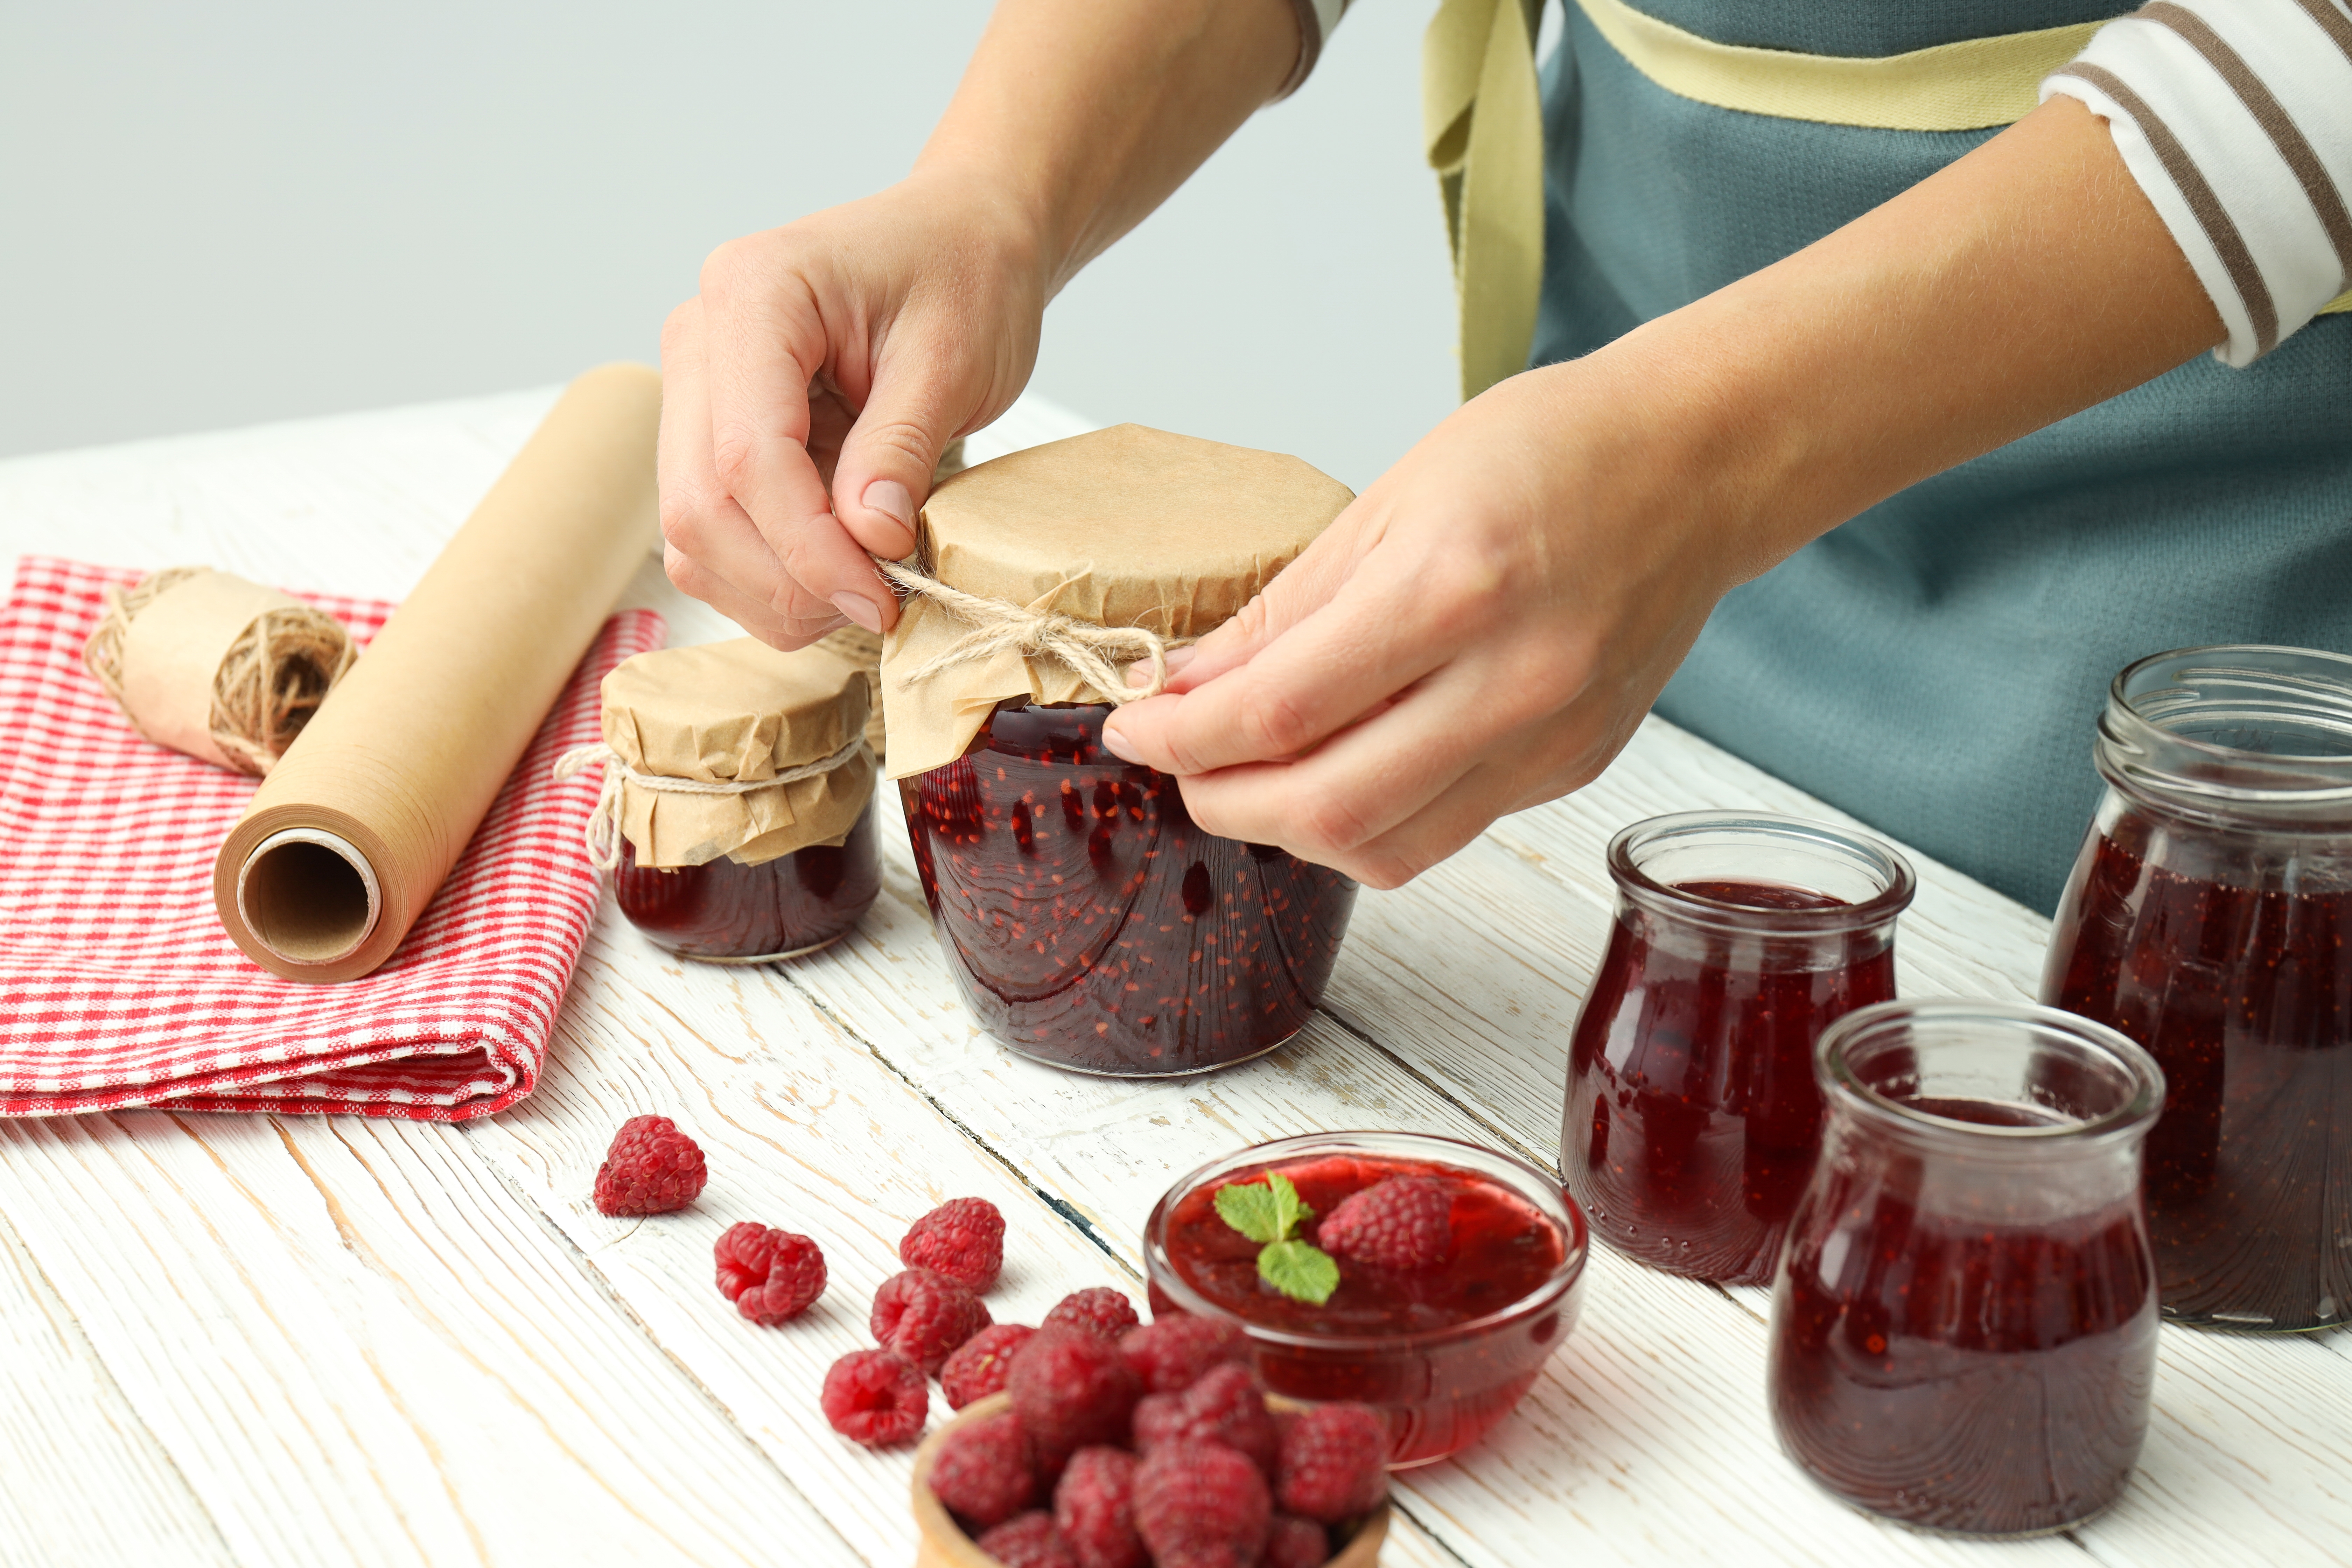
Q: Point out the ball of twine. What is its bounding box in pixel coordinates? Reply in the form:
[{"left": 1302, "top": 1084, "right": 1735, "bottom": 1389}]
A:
[{"left": 83, "top": 567, "right": 358, "bottom": 776}]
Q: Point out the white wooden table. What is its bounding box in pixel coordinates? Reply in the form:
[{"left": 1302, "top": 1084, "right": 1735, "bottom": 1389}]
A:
[{"left": 1, "top": 391, "right": 2343, "bottom": 1568}]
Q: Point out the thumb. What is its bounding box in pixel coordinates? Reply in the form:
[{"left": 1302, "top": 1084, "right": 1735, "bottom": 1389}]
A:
[
  {"left": 830, "top": 350, "right": 973, "bottom": 562},
  {"left": 1149, "top": 509, "right": 1364, "bottom": 695}
]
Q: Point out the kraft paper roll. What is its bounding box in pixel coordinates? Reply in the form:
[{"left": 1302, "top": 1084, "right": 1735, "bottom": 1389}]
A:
[{"left": 212, "top": 363, "right": 663, "bottom": 983}]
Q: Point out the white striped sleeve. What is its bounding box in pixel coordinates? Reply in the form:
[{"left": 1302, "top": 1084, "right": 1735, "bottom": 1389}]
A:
[
  {"left": 2043, "top": 0, "right": 2352, "bottom": 367},
  {"left": 1275, "top": 0, "right": 1355, "bottom": 99}
]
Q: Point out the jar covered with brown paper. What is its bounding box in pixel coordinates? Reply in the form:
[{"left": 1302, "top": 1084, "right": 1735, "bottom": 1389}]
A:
[
  {"left": 565, "top": 637, "right": 880, "bottom": 962},
  {"left": 883, "top": 424, "right": 1360, "bottom": 1076}
]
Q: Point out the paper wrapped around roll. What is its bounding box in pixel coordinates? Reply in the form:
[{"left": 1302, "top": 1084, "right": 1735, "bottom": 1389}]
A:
[{"left": 212, "top": 363, "right": 663, "bottom": 983}]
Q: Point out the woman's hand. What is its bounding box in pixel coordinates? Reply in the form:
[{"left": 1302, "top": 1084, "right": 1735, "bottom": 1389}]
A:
[{"left": 658, "top": 173, "right": 1047, "bottom": 646}]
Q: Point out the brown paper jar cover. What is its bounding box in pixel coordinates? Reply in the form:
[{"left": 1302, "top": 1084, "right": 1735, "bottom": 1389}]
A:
[
  {"left": 601, "top": 637, "right": 875, "bottom": 868},
  {"left": 878, "top": 424, "right": 1353, "bottom": 779}
]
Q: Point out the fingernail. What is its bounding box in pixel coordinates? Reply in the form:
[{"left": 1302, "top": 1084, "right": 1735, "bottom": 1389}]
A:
[
  {"left": 1126, "top": 646, "right": 1195, "bottom": 687},
  {"left": 830, "top": 592, "right": 884, "bottom": 633},
  {"left": 1099, "top": 724, "right": 1142, "bottom": 764},
  {"left": 862, "top": 479, "right": 914, "bottom": 526}
]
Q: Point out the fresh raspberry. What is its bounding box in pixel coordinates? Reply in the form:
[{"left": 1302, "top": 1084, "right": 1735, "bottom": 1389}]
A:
[
  {"left": 871, "top": 1267, "right": 991, "bottom": 1375},
  {"left": 1264, "top": 1514, "right": 1332, "bottom": 1568},
  {"left": 712, "top": 1222, "right": 826, "bottom": 1325},
  {"left": 926, "top": 1408, "right": 1035, "bottom": 1530},
  {"left": 1274, "top": 1402, "right": 1389, "bottom": 1522},
  {"left": 1009, "top": 1325, "right": 1142, "bottom": 1479},
  {"left": 1129, "top": 1363, "right": 1277, "bottom": 1474},
  {"left": 1043, "top": 1287, "right": 1140, "bottom": 1341},
  {"left": 1312, "top": 1176, "right": 1452, "bottom": 1269},
  {"left": 591, "top": 1114, "right": 708, "bottom": 1216},
  {"left": 941, "top": 1322, "right": 1038, "bottom": 1410},
  {"left": 1119, "top": 1315, "right": 1251, "bottom": 1394},
  {"left": 974, "top": 1512, "right": 1079, "bottom": 1568},
  {"left": 1151, "top": 1549, "right": 1252, "bottom": 1568},
  {"left": 1052, "top": 1446, "right": 1144, "bottom": 1568},
  {"left": 1133, "top": 1441, "right": 1272, "bottom": 1565},
  {"left": 820, "top": 1349, "right": 928, "bottom": 1447},
  {"left": 901, "top": 1196, "right": 1006, "bottom": 1291}
]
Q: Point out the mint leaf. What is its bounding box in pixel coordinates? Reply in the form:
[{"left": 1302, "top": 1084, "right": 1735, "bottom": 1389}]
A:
[
  {"left": 1214, "top": 1171, "right": 1314, "bottom": 1245},
  {"left": 1258, "top": 1239, "right": 1340, "bottom": 1305}
]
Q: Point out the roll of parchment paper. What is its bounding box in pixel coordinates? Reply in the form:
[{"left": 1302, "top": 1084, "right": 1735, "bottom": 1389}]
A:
[{"left": 212, "top": 363, "right": 662, "bottom": 982}]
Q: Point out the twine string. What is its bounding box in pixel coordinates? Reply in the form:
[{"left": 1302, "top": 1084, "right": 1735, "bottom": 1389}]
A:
[
  {"left": 552, "top": 737, "right": 869, "bottom": 872},
  {"left": 876, "top": 560, "right": 1184, "bottom": 704}
]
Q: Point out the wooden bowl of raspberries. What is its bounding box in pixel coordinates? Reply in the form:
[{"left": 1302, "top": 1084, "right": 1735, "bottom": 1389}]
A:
[{"left": 910, "top": 1313, "right": 1390, "bottom": 1568}]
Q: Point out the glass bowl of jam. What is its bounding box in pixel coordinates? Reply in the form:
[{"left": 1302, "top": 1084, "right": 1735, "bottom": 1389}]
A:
[
  {"left": 614, "top": 797, "right": 881, "bottom": 962},
  {"left": 1142, "top": 1130, "right": 1587, "bottom": 1468},
  {"left": 903, "top": 700, "right": 1359, "bottom": 1077},
  {"left": 1769, "top": 1000, "right": 2164, "bottom": 1537},
  {"left": 1562, "top": 812, "right": 1914, "bottom": 1285}
]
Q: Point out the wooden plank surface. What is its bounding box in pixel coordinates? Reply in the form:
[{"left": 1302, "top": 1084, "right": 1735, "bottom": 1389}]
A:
[{"left": 0, "top": 389, "right": 2343, "bottom": 1567}]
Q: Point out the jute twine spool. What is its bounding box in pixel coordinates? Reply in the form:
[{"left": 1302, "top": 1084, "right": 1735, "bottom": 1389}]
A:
[
  {"left": 876, "top": 559, "right": 1186, "bottom": 704},
  {"left": 83, "top": 567, "right": 358, "bottom": 776}
]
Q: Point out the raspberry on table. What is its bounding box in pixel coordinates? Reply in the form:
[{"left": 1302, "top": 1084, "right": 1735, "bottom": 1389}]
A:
[
  {"left": 1312, "top": 1175, "right": 1452, "bottom": 1270},
  {"left": 1264, "top": 1513, "right": 1332, "bottom": 1568},
  {"left": 901, "top": 1196, "right": 1006, "bottom": 1292},
  {"left": 1119, "top": 1315, "right": 1251, "bottom": 1394},
  {"left": 712, "top": 1222, "right": 826, "bottom": 1325},
  {"left": 1009, "top": 1325, "right": 1143, "bottom": 1479},
  {"left": 974, "top": 1511, "right": 1079, "bottom": 1568},
  {"left": 926, "top": 1408, "right": 1035, "bottom": 1531},
  {"left": 1043, "top": 1287, "right": 1140, "bottom": 1342},
  {"left": 1129, "top": 1363, "right": 1277, "bottom": 1474},
  {"left": 871, "top": 1267, "right": 992, "bottom": 1375},
  {"left": 820, "top": 1349, "right": 928, "bottom": 1448},
  {"left": 591, "top": 1114, "right": 708, "bottom": 1216},
  {"left": 1274, "top": 1402, "right": 1390, "bottom": 1522},
  {"left": 1052, "top": 1445, "right": 1144, "bottom": 1568},
  {"left": 940, "top": 1322, "right": 1038, "bottom": 1410},
  {"left": 1133, "top": 1441, "right": 1273, "bottom": 1565}
]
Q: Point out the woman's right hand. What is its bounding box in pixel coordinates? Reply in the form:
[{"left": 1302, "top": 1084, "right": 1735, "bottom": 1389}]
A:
[{"left": 658, "top": 169, "right": 1048, "bottom": 646}]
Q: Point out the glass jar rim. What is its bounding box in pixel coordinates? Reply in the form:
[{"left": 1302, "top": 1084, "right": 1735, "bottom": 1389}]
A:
[
  {"left": 1142, "top": 1130, "right": 1587, "bottom": 1351},
  {"left": 1605, "top": 811, "right": 1917, "bottom": 934},
  {"left": 1817, "top": 1000, "right": 2165, "bottom": 1148},
  {"left": 2097, "top": 644, "right": 2352, "bottom": 817}
]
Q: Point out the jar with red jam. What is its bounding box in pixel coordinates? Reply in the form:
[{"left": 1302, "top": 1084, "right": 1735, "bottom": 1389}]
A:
[
  {"left": 1769, "top": 1000, "right": 2164, "bottom": 1537},
  {"left": 1144, "top": 1131, "right": 1588, "bottom": 1467},
  {"left": 587, "top": 637, "right": 880, "bottom": 962},
  {"left": 882, "top": 423, "right": 1360, "bottom": 1075},
  {"left": 1562, "top": 812, "right": 1914, "bottom": 1284},
  {"left": 2043, "top": 645, "right": 2352, "bottom": 1333}
]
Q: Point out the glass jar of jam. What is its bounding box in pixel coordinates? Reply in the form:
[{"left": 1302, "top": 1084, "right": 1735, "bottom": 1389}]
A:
[
  {"left": 903, "top": 700, "right": 1357, "bottom": 1075},
  {"left": 1769, "top": 1000, "right": 2164, "bottom": 1537},
  {"left": 614, "top": 799, "right": 880, "bottom": 962},
  {"left": 1144, "top": 1130, "right": 1588, "bottom": 1467},
  {"left": 2043, "top": 645, "right": 2352, "bottom": 1333},
  {"left": 1562, "top": 812, "right": 1914, "bottom": 1284}
]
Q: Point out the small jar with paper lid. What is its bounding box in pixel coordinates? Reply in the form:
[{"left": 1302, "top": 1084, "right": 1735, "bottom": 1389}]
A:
[
  {"left": 884, "top": 424, "right": 1361, "bottom": 1076},
  {"left": 570, "top": 637, "right": 881, "bottom": 962}
]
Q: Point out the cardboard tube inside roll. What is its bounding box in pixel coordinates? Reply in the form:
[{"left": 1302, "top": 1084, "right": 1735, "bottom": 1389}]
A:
[{"left": 213, "top": 363, "right": 663, "bottom": 982}]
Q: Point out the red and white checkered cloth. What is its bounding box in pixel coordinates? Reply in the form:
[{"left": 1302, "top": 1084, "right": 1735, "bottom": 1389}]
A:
[{"left": 0, "top": 555, "right": 663, "bottom": 1120}]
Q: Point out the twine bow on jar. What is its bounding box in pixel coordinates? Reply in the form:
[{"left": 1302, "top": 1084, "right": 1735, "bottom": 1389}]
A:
[
  {"left": 552, "top": 737, "right": 870, "bottom": 872},
  {"left": 876, "top": 560, "right": 1186, "bottom": 704}
]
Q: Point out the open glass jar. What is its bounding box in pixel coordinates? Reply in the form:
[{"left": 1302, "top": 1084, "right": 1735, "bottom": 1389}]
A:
[
  {"left": 1769, "top": 1001, "right": 2164, "bottom": 1538},
  {"left": 2043, "top": 645, "right": 2352, "bottom": 1332},
  {"left": 1562, "top": 812, "right": 1913, "bottom": 1284}
]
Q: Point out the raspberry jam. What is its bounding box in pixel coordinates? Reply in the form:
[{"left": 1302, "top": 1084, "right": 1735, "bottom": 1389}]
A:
[
  {"left": 1769, "top": 1002, "right": 2163, "bottom": 1537},
  {"left": 903, "top": 701, "right": 1358, "bottom": 1076},
  {"left": 1145, "top": 1133, "right": 1587, "bottom": 1467},
  {"left": 614, "top": 800, "right": 881, "bottom": 962},
  {"left": 1563, "top": 815, "right": 1913, "bottom": 1285}
]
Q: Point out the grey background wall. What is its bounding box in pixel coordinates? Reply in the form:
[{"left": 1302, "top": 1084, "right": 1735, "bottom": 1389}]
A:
[{"left": 0, "top": 2, "right": 1486, "bottom": 492}]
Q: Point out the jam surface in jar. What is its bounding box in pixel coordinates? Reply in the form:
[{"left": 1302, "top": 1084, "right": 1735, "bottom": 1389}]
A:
[
  {"left": 614, "top": 800, "right": 881, "bottom": 961},
  {"left": 1150, "top": 1152, "right": 1576, "bottom": 1466},
  {"left": 903, "top": 701, "right": 1357, "bottom": 1075},
  {"left": 2044, "top": 828, "right": 2352, "bottom": 1331},
  {"left": 1566, "top": 878, "right": 1897, "bottom": 1285},
  {"left": 1770, "top": 1099, "right": 2159, "bottom": 1536}
]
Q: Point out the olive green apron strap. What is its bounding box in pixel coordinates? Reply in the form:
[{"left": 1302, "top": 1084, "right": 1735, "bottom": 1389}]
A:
[{"left": 1424, "top": 0, "right": 1547, "bottom": 401}]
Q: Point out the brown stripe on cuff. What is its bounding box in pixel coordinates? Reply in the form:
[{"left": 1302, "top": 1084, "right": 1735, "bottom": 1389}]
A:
[
  {"left": 2140, "top": 2, "right": 2352, "bottom": 283},
  {"left": 2066, "top": 59, "right": 2279, "bottom": 354},
  {"left": 2288, "top": 0, "right": 2352, "bottom": 64}
]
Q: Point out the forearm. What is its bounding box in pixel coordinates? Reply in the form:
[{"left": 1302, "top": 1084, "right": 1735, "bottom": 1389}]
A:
[
  {"left": 916, "top": 0, "right": 1301, "bottom": 293},
  {"left": 1576, "top": 94, "right": 2225, "bottom": 587}
]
